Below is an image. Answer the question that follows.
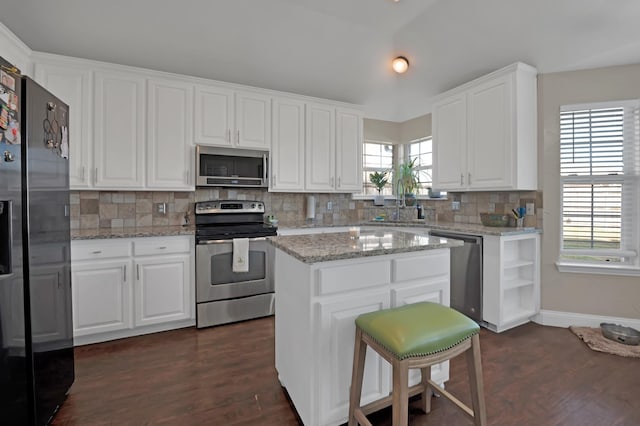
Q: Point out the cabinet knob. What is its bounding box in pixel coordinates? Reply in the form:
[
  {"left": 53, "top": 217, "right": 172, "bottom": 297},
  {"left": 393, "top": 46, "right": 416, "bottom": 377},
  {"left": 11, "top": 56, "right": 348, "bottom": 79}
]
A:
[{"left": 92, "top": 250, "right": 102, "bottom": 254}]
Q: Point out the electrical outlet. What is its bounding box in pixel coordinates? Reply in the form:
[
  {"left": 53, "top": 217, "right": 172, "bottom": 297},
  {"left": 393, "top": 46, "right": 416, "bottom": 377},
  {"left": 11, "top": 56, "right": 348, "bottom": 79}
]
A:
[
  {"left": 451, "top": 201, "right": 460, "bottom": 211},
  {"left": 327, "top": 201, "right": 333, "bottom": 211},
  {"left": 526, "top": 203, "right": 535, "bottom": 216},
  {"left": 157, "top": 203, "right": 166, "bottom": 215}
]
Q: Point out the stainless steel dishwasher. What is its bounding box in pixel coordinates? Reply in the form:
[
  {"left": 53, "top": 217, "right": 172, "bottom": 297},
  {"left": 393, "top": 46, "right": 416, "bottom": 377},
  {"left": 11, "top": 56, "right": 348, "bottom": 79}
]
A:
[{"left": 429, "top": 230, "right": 483, "bottom": 323}]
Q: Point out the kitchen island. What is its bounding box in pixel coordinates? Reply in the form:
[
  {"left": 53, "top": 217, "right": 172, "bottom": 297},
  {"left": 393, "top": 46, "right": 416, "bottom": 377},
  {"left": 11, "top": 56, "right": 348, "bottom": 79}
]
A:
[{"left": 270, "top": 229, "right": 462, "bottom": 426}]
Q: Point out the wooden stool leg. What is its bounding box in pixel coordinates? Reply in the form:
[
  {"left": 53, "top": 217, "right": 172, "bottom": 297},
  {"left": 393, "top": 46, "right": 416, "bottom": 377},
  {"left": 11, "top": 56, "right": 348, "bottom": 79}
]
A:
[
  {"left": 391, "top": 359, "right": 409, "bottom": 426},
  {"left": 419, "top": 366, "right": 432, "bottom": 413},
  {"left": 466, "top": 333, "right": 487, "bottom": 426},
  {"left": 349, "top": 327, "right": 367, "bottom": 426}
]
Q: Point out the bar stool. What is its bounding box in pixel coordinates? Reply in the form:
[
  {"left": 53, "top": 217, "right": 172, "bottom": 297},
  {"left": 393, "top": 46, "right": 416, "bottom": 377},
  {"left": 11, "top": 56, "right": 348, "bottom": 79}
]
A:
[{"left": 348, "top": 302, "right": 487, "bottom": 426}]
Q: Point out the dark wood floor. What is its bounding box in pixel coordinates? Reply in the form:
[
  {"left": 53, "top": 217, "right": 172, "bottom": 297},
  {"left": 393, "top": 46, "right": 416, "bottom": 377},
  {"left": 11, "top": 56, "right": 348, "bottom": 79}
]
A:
[{"left": 53, "top": 318, "right": 640, "bottom": 425}]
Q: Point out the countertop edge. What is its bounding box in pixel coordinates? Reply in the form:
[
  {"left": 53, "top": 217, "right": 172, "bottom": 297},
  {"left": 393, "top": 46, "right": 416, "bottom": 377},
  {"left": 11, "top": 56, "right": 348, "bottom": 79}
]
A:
[{"left": 71, "top": 226, "right": 195, "bottom": 240}]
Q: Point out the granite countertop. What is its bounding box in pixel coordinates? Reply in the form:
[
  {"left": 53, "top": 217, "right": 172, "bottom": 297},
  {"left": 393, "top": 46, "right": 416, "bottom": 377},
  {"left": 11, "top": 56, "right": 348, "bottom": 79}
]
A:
[
  {"left": 71, "top": 225, "right": 195, "bottom": 240},
  {"left": 362, "top": 220, "right": 541, "bottom": 236},
  {"left": 270, "top": 229, "right": 463, "bottom": 264},
  {"left": 276, "top": 219, "right": 541, "bottom": 236}
]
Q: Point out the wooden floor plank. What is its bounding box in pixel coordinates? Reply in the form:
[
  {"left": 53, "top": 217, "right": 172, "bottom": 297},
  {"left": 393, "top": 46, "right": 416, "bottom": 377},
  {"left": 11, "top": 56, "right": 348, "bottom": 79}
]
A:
[{"left": 53, "top": 319, "right": 640, "bottom": 425}]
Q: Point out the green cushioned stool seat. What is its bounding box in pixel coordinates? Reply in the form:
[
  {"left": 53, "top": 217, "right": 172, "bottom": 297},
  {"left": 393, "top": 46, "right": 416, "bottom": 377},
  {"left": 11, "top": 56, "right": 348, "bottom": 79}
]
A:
[{"left": 355, "top": 301, "right": 480, "bottom": 360}]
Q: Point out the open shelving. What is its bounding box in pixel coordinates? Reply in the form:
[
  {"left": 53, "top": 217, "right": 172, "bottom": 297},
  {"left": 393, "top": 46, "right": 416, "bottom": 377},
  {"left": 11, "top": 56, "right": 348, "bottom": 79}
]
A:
[{"left": 483, "top": 233, "right": 540, "bottom": 332}]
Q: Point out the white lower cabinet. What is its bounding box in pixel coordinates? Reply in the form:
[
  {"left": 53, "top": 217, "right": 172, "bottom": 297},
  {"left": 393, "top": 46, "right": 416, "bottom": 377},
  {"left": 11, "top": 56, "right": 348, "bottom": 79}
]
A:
[
  {"left": 71, "top": 236, "right": 194, "bottom": 345},
  {"left": 275, "top": 247, "right": 452, "bottom": 426},
  {"left": 483, "top": 233, "right": 540, "bottom": 332},
  {"left": 134, "top": 254, "right": 191, "bottom": 327},
  {"left": 72, "top": 260, "right": 132, "bottom": 337}
]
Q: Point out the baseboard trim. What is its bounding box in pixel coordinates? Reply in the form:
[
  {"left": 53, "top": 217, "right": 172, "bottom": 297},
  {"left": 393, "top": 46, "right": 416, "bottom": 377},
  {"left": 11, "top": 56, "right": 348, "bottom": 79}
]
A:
[{"left": 533, "top": 310, "right": 640, "bottom": 329}]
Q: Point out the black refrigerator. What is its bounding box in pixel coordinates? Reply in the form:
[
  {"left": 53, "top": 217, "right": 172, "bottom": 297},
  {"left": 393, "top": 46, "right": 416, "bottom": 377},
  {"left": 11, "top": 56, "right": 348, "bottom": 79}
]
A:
[{"left": 0, "top": 57, "right": 74, "bottom": 424}]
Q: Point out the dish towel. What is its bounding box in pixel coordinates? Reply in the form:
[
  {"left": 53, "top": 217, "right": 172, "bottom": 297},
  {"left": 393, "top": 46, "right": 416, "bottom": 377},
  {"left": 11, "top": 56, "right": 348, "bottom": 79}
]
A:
[{"left": 232, "top": 238, "right": 250, "bottom": 273}]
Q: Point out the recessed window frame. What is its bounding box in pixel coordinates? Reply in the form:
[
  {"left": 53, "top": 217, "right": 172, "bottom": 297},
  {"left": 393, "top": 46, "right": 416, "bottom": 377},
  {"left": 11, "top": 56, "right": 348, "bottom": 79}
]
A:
[{"left": 556, "top": 99, "right": 640, "bottom": 277}]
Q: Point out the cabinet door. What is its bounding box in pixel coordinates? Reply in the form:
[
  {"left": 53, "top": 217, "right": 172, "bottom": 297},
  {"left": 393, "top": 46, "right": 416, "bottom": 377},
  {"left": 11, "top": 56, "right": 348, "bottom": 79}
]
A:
[
  {"left": 335, "top": 108, "right": 363, "bottom": 192},
  {"left": 147, "top": 78, "right": 193, "bottom": 189},
  {"left": 235, "top": 91, "right": 271, "bottom": 149},
  {"left": 391, "top": 281, "right": 451, "bottom": 387},
  {"left": 194, "top": 85, "right": 234, "bottom": 146},
  {"left": 316, "top": 291, "right": 391, "bottom": 426},
  {"left": 271, "top": 97, "right": 305, "bottom": 191},
  {"left": 134, "top": 255, "right": 191, "bottom": 327},
  {"left": 71, "top": 260, "right": 132, "bottom": 337},
  {"left": 34, "top": 62, "right": 92, "bottom": 189},
  {"left": 93, "top": 71, "right": 145, "bottom": 188},
  {"left": 432, "top": 93, "right": 467, "bottom": 190},
  {"left": 305, "top": 103, "right": 335, "bottom": 191},
  {"left": 467, "top": 74, "right": 513, "bottom": 189},
  {"left": 29, "top": 265, "right": 73, "bottom": 345}
]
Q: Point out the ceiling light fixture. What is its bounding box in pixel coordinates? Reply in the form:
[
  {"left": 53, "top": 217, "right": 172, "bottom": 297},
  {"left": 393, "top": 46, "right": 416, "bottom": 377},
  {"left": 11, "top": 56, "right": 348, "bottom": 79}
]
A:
[{"left": 392, "top": 56, "right": 409, "bottom": 74}]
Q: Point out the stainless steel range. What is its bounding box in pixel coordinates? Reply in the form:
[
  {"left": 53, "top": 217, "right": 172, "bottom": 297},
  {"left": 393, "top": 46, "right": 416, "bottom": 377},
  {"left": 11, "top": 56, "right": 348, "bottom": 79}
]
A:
[{"left": 195, "top": 200, "right": 277, "bottom": 328}]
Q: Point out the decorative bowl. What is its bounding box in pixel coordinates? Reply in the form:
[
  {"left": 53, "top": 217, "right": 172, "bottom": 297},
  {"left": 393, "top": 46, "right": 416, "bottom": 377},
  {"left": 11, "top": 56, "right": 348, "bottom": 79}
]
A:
[
  {"left": 600, "top": 323, "right": 640, "bottom": 345},
  {"left": 479, "top": 213, "right": 510, "bottom": 227}
]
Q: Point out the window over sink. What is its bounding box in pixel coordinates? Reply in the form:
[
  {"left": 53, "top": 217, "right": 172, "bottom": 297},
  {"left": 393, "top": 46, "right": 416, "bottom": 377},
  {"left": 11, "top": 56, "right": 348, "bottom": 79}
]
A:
[{"left": 359, "top": 137, "right": 446, "bottom": 199}]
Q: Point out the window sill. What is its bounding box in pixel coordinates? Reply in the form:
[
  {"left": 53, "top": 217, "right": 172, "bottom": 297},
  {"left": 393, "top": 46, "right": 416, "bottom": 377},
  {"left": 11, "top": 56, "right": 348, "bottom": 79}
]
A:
[
  {"left": 352, "top": 194, "right": 448, "bottom": 201},
  {"left": 556, "top": 261, "right": 640, "bottom": 277}
]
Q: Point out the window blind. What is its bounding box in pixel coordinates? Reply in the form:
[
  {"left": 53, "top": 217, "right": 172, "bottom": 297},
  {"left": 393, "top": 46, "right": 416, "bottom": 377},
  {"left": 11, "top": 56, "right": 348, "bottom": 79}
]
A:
[{"left": 560, "top": 101, "right": 640, "bottom": 263}]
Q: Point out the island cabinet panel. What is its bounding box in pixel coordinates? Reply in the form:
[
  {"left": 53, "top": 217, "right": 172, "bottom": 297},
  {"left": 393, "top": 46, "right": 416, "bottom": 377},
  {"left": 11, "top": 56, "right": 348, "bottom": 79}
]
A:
[
  {"left": 391, "top": 250, "right": 449, "bottom": 282},
  {"left": 274, "top": 247, "right": 452, "bottom": 426},
  {"left": 316, "top": 291, "right": 391, "bottom": 426},
  {"left": 316, "top": 261, "right": 390, "bottom": 296}
]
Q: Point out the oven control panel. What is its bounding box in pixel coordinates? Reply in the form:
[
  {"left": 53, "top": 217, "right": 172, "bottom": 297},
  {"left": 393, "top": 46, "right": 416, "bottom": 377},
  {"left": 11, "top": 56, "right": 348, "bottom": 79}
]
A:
[{"left": 195, "top": 200, "right": 265, "bottom": 215}]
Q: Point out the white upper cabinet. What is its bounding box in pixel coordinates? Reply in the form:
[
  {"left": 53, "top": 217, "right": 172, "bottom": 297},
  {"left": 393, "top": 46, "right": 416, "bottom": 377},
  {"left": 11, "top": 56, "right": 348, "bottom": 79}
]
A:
[
  {"left": 34, "top": 60, "right": 92, "bottom": 189},
  {"left": 335, "top": 108, "right": 363, "bottom": 191},
  {"left": 32, "top": 54, "right": 362, "bottom": 192},
  {"left": 271, "top": 97, "right": 305, "bottom": 191},
  {"left": 194, "top": 86, "right": 271, "bottom": 150},
  {"left": 432, "top": 93, "right": 467, "bottom": 189},
  {"left": 147, "top": 78, "right": 193, "bottom": 190},
  {"left": 305, "top": 103, "right": 336, "bottom": 191},
  {"left": 93, "top": 70, "right": 145, "bottom": 189},
  {"left": 194, "top": 85, "right": 234, "bottom": 146},
  {"left": 305, "top": 104, "right": 363, "bottom": 193},
  {"left": 235, "top": 91, "right": 271, "bottom": 149},
  {"left": 432, "top": 62, "right": 537, "bottom": 191}
]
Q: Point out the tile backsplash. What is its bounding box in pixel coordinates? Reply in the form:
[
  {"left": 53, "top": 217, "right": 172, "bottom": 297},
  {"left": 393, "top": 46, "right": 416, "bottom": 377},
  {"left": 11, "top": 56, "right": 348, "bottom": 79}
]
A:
[
  {"left": 71, "top": 189, "right": 543, "bottom": 230},
  {"left": 71, "top": 191, "right": 195, "bottom": 230}
]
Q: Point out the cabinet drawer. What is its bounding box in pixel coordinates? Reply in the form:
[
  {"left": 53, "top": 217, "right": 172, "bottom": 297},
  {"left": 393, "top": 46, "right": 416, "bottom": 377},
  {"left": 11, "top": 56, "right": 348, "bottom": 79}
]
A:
[
  {"left": 133, "top": 237, "right": 191, "bottom": 256},
  {"left": 71, "top": 240, "right": 131, "bottom": 261},
  {"left": 316, "top": 260, "right": 390, "bottom": 296},
  {"left": 392, "top": 250, "right": 449, "bottom": 283}
]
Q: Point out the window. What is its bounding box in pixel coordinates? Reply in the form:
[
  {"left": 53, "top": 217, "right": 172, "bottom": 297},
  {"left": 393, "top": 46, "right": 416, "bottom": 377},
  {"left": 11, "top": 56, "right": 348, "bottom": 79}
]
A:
[
  {"left": 559, "top": 100, "right": 640, "bottom": 272},
  {"left": 408, "top": 137, "right": 433, "bottom": 194},
  {"left": 362, "top": 142, "right": 393, "bottom": 195}
]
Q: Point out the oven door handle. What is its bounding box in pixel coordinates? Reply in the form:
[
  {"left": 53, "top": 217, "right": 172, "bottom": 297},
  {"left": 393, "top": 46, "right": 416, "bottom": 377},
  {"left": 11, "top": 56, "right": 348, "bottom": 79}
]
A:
[{"left": 198, "top": 237, "right": 268, "bottom": 245}]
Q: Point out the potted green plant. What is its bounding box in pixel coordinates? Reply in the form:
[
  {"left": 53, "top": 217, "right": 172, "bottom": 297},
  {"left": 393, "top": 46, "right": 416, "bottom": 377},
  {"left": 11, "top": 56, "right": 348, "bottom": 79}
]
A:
[
  {"left": 369, "top": 171, "right": 389, "bottom": 206},
  {"left": 397, "top": 158, "right": 419, "bottom": 206}
]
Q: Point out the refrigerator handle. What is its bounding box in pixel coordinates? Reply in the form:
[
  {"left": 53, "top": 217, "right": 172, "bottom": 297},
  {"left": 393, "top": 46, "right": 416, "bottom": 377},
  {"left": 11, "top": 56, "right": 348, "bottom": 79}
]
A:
[{"left": 0, "top": 200, "right": 12, "bottom": 275}]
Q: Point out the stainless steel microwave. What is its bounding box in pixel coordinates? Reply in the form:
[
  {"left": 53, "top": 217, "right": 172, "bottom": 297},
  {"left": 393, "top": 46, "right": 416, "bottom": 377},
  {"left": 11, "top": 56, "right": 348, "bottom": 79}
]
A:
[{"left": 196, "top": 145, "right": 269, "bottom": 188}]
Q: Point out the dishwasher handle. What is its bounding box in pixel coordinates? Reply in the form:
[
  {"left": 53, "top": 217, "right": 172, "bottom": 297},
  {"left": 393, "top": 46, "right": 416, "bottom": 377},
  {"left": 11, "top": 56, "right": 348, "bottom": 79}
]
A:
[{"left": 429, "top": 231, "right": 483, "bottom": 245}]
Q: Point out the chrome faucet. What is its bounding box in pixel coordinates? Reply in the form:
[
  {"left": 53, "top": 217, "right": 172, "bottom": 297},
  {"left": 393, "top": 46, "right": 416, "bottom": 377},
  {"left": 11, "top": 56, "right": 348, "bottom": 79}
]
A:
[{"left": 395, "top": 179, "right": 405, "bottom": 221}]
